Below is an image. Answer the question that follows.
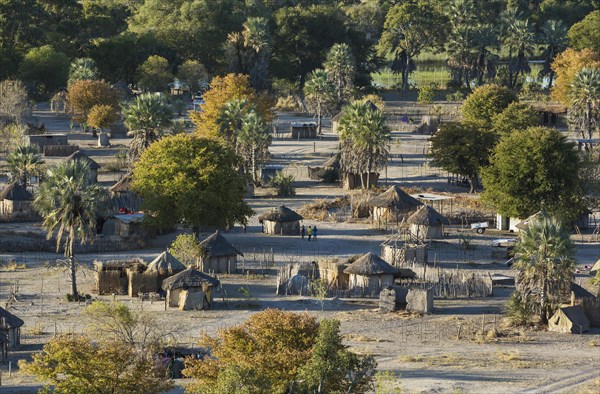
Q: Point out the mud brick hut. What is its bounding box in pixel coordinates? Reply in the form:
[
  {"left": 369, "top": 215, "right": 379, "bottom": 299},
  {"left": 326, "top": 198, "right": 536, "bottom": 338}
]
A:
[
  {"left": 94, "top": 259, "right": 145, "bottom": 295},
  {"left": 197, "top": 230, "right": 243, "bottom": 274},
  {"left": 130, "top": 251, "right": 187, "bottom": 296},
  {"left": 548, "top": 305, "right": 590, "bottom": 334},
  {"left": 344, "top": 252, "right": 398, "bottom": 295},
  {"left": 368, "top": 185, "right": 423, "bottom": 227},
  {"left": 109, "top": 174, "right": 142, "bottom": 212},
  {"left": 0, "top": 183, "right": 37, "bottom": 221},
  {"left": 67, "top": 151, "right": 100, "bottom": 183},
  {"left": 406, "top": 205, "right": 449, "bottom": 240},
  {"left": 0, "top": 307, "right": 24, "bottom": 350},
  {"left": 259, "top": 205, "right": 303, "bottom": 235},
  {"left": 161, "top": 268, "right": 220, "bottom": 310}
]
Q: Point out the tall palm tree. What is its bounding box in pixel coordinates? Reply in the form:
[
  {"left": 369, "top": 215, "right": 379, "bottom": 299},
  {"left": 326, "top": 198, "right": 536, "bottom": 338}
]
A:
[
  {"left": 7, "top": 144, "right": 45, "bottom": 188},
  {"left": 33, "top": 160, "right": 108, "bottom": 298},
  {"left": 513, "top": 213, "right": 575, "bottom": 323},
  {"left": 304, "top": 69, "right": 335, "bottom": 135},
  {"left": 446, "top": 27, "right": 476, "bottom": 89},
  {"left": 503, "top": 19, "right": 536, "bottom": 88},
  {"left": 216, "top": 98, "right": 253, "bottom": 147},
  {"left": 472, "top": 25, "right": 500, "bottom": 86},
  {"left": 123, "top": 93, "right": 173, "bottom": 161},
  {"left": 243, "top": 17, "right": 271, "bottom": 90},
  {"left": 569, "top": 68, "right": 600, "bottom": 141},
  {"left": 238, "top": 110, "right": 271, "bottom": 184},
  {"left": 539, "top": 20, "right": 567, "bottom": 88},
  {"left": 324, "top": 43, "right": 356, "bottom": 107},
  {"left": 338, "top": 101, "right": 390, "bottom": 189}
]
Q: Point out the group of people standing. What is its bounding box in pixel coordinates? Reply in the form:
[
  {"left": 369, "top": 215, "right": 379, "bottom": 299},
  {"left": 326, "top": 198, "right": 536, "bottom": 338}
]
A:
[{"left": 300, "top": 225, "right": 318, "bottom": 241}]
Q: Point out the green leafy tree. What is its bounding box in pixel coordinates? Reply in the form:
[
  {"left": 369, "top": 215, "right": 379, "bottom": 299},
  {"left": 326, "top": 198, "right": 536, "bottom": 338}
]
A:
[
  {"left": 216, "top": 98, "right": 253, "bottom": 147},
  {"left": 7, "top": 145, "right": 44, "bottom": 188},
  {"left": 338, "top": 101, "right": 390, "bottom": 189},
  {"left": 461, "top": 84, "right": 518, "bottom": 125},
  {"left": 177, "top": 60, "right": 209, "bottom": 93},
  {"left": 68, "top": 57, "right": 99, "bottom": 85},
  {"left": 136, "top": 55, "right": 173, "bottom": 92},
  {"left": 429, "top": 121, "right": 497, "bottom": 193},
  {"left": 568, "top": 67, "right": 600, "bottom": 140},
  {"left": 492, "top": 102, "right": 540, "bottom": 135},
  {"left": 123, "top": 93, "right": 173, "bottom": 161},
  {"left": 512, "top": 213, "right": 575, "bottom": 323},
  {"left": 568, "top": 10, "right": 600, "bottom": 54},
  {"left": 19, "top": 45, "right": 70, "bottom": 98},
  {"left": 324, "top": 43, "right": 356, "bottom": 107},
  {"left": 34, "top": 160, "right": 109, "bottom": 298},
  {"left": 169, "top": 233, "right": 201, "bottom": 267},
  {"left": 481, "top": 126, "right": 583, "bottom": 219},
  {"left": 131, "top": 134, "right": 252, "bottom": 235},
  {"left": 19, "top": 335, "right": 172, "bottom": 394},
  {"left": 243, "top": 16, "right": 271, "bottom": 91},
  {"left": 304, "top": 69, "right": 335, "bottom": 135}
]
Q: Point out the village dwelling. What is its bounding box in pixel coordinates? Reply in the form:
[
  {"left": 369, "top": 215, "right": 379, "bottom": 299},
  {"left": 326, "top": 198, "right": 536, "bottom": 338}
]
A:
[
  {"left": 308, "top": 154, "right": 340, "bottom": 181},
  {"left": 406, "top": 205, "right": 450, "bottom": 240},
  {"left": 548, "top": 305, "right": 590, "bottom": 334},
  {"left": 101, "top": 213, "right": 154, "bottom": 242},
  {"left": 290, "top": 121, "right": 317, "bottom": 139},
  {"left": 318, "top": 259, "right": 350, "bottom": 290},
  {"left": 161, "top": 268, "right": 220, "bottom": 310},
  {"left": 67, "top": 151, "right": 101, "bottom": 183},
  {"left": 128, "top": 250, "right": 187, "bottom": 297},
  {"left": 0, "top": 183, "right": 38, "bottom": 221},
  {"left": 94, "top": 259, "right": 145, "bottom": 295},
  {"left": 259, "top": 205, "right": 303, "bottom": 235},
  {"left": 0, "top": 307, "right": 24, "bottom": 351},
  {"left": 109, "top": 174, "right": 142, "bottom": 213},
  {"left": 198, "top": 230, "right": 243, "bottom": 274},
  {"left": 344, "top": 252, "right": 398, "bottom": 296},
  {"left": 368, "top": 185, "right": 423, "bottom": 227},
  {"left": 381, "top": 235, "right": 428, "bottom": 278}
]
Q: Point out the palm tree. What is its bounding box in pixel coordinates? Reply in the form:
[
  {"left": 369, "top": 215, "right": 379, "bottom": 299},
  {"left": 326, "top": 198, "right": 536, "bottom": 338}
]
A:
[
  {"left": 238, "top": 110, "right": 271, "bottom": 184},
  {"left": 446, "top": 27, "right": 476, "bottom": 89},
  {"left": 123, "top": 93, "right": 173, "bottom": 161},
  {"left": 503, "top": 19, "right": 536, "bottom": 88},
  {"left": 539, "top": 20, "right": 567, "bottom": 88},
  {"left": 472, "top": 25, "right": 500, "bottom": 86},
  {"left": 569, "top": 68, "right": 600, "bottom": 141},
  {"left": 243, "top": 17, "right": 271, "bottom": 90},
  {"left": 33, "top": 160, "right": 108, "bottom": 298},
  {"left": 7, "top": 145, "right": 45, "bottom": 188},
  {"left": 304, "top": 69, "right": 335, "bottom": 135},
  {"left": 338, "top": 101, "right": 390, "bottom": 189},
  {"left": 216, "top": 98, "right": 253, "bottom": 147},
  {"left": 68, "top": 58, "right": 99, "bottom": 85},
  {"left": 324, "top": 43, "right": 356, "bottom": 107},
  {"left": 513, "top": 213, "right": 575, "bottom": 323}
]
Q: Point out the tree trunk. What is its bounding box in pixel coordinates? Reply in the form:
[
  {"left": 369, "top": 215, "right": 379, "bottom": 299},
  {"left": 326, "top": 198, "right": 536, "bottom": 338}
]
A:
[
  {"left": 468, "top": 176, "right": 476, "bottom": 193},
  {"left": 251, "top": 148, "right": 258, "bottom": 184},
  {"left": 317, "top": 103, "right": 322, "bottom": 135}
]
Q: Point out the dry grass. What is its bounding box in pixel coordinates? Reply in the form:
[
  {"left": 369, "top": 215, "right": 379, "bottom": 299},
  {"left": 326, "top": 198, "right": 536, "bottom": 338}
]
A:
[
  {"left": 496, "top": 351, "right": 522, "bottom": 362},
  {"left": 588, "top": 339, "right": 599, "bottom": 347},
  {"left": 399, "top": 355, "right": 425, "bottom": 363},
  {"left": 343, "top": 333, "right": 390, "bottom": 343},
  {"left": 1, "top": 260, "right": 28, "bottom": 271},
  {"left": 298, "top": 197, "right": 349, "bottom": 221}
]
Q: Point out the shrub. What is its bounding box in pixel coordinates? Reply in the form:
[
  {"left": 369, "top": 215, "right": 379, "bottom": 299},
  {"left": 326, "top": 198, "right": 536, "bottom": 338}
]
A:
[
  {"left": 418, "top": 83, "right": 437, "bottom": 104},
  {"left": 505, "top": 292, "right": 536, "bottom": 327},
  {"left": 271, "top": 172, "right": 296, "bottom": 197},
  {"left": 320, "top": 168, "right": 339, "bottom": 183}
]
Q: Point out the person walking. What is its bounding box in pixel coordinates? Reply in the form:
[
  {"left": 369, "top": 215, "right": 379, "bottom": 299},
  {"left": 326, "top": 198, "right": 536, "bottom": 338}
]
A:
[
  {"left": 300, "top": 225, "right": 305, "bottom": 239},
  {"left": 307, "top": 225, "right": 313, "bottom": 241},
  {"left": 312, "top": 225, "right": 318, "bottom": 241}
]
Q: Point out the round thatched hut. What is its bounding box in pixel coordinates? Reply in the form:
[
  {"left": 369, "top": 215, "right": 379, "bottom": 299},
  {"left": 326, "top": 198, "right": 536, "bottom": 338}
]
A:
[
  {"left": 198, "top": 230, "right": 243, "bottom": 274},
  {"left": 344, "top": 252, "right": 398, "bottom": 295},
  {"left": 67, "top": 151, "right": 100, "bottom": 183},
  {"left": 367, "top": 185, "right": 423, "bottom": 227},
  {"left": 161, "top": 268, "right": 220, "bottom": 310},
  {"left": 259, "top": 205, "right": 303, "bottom": 235},
  {"left": 0, "top": 182, "right": 37, "bottom": 221},
  {"left": 406, "top": 205, "right": 449, "bottom": 240}
]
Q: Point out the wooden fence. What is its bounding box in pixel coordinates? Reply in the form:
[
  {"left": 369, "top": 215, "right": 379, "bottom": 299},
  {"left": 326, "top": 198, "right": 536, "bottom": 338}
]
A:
[
  {"left": 44, "top": 144, "right": 78, "bottom": 157},
  {"left": 399, "top": 268, "right": 493, "bottom": 299}
]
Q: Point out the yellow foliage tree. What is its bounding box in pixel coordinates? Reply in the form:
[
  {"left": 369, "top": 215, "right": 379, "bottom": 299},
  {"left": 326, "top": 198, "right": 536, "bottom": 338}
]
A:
[
  {"left": 551, "top": 48, "right": 600, "bottom": 106},
  {"left": 87, "top": 104, "right": 119, "bottom": 132},
  {"left": 190, "top": 73, "right": 274, "bottom": 139}
]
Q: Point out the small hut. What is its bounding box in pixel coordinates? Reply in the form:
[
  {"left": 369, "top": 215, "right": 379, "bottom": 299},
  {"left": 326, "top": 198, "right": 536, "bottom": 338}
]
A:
[
  {"left": 308, "top": 154, "right": 340, "bottom": 181},
  {"left": 259, "top": 205, "right": 303, "bottom": 235},
  {"left": 67, "top": 151, "right": 100, "bottom": 183},
  {"left": 381, "top": 236, "right": 428, "bottom": 277},
  {"left": 548, "top": 305, "right": 590, "bottom": 334},
  {"left": 344, "top": 252, "right": 398, "bottom": 295},
  {"left": 109, "top": 174, "right": 142, "bottom": 212},
  {"left": 198, "top": 230, "right": 243, "bottom": 274},
  {"left": 0, "top": 307, "right": 24, "bottom": 350},
  {"left": 368, "top": 185, "right": 423, "bottom": 227},
  {"left": 94, "top": 259, "right": 145, "bottom": 295},
  {"left": 161, "top": 268, "right": 220, "bottom": 310},
  {"left": 129, "top": 251, "right": 186, "bottom": 296},
  {"left": 0, "top": 183, "right": 37, "bottom": 221},
  {"left": 290, "top": 122, "right": 317, "bottom": 139},
  {"left": 406, "top": 205, "right": 449, "bottom": 240}
]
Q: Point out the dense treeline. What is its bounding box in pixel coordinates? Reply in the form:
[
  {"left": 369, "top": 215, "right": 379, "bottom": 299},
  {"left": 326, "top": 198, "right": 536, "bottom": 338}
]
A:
[{"left": 1, "top": 0, "right": 598, "bottom": 98}]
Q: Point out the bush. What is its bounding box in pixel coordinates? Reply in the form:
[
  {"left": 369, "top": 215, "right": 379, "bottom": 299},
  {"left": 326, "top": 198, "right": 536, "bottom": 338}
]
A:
[
  {"left": 320, "top": 168, "right": 339, "bottom": 183},
  {"left": 461, "top": 84, "right": 518, "bottom": 124},
  {"left": 445, "top": 91, "right": 465, "bottom": 102},
  {"left": 169, "top": 233, "right": 201, "bottom": 267},
  {"left": 418, "top": 83, "right": 437, "bottom": 104},
  {"left": 505, "top": 292, "right": 536, "bottom": 327},
  {"left": 19, "top": 45, "right": 70, "bottom": 99},
  {"left": 275, "top": 95, "right": 301, "bottom": 111},
  {"left": 271, "top": 172, "right": 295, "bottom": 197}
]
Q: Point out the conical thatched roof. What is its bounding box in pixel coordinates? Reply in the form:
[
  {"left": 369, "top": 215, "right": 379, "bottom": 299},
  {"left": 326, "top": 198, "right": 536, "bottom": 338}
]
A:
[
  {"left": 406, "top": 205, "right": 449, "bottom": 226},
  {"left": 591, "top": 259, "right": 600, "bottom": 274},
  {"left": 67, "top": 150, "right": 100, "bottom": 170},
  {"left": 344, "top": 252, "right": 398, "bottom": 275},
  {"left": 109, "top": 174, "right": 132, "bottom": 193},
  {"left": 258, "top": 205, "right": 303, "bottom": 222},
  {"left": 0, "top": 307, "right": 24, "bottom": 328},
  {"left": 199, "top": 230, "right": 243, "bottom": 257},
  {"left": 0, "top": 183, "right": 33, "bottom": 201},
  {"left": 161, "top": 268, "right": 220, "bottom": 290},
  {"left": 367, "top": 185, "right": 423, "bottom": 210},
  {"left": 146, "top": 251, "right": 186, "bottom": 273},
  {"left": 515, "top": 211, "right": 542, "bottom": 230}
]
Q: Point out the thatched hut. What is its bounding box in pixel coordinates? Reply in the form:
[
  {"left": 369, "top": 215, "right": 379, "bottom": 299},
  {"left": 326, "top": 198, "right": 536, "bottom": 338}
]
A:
[
  {"left": 406, "top": 205, "right": 449, "bottom": 240},
  {"left": 161, "top": 268, "right": 220, "bottom": 310},
  {"left": 290, "top": 121, "right": 317, "bottom": 139},
  {"left": 131, "top": 251, "right": 187, "bottom": 296},
  {"left": 198, "top": 230, "right": 243, "bottom": 274},
  {"left": 548, "top": 305, "right": 590, "bottom": 334},
  {"left": 0, "top": 307, "right": 24, "bottom": 350},
  {"left": 0, "top": 183, "right": 37, "bottom": 221},
  {"left": 94, "top": 259, "right": 145, "bottom": 295},
  {"left": 67, "top": 151, "right": 100, "bottom": 183},
  {"left": 344, "top": 252, "right": 398, "bottom": 295},
  {"left": 109, "top": 174, "right": 142, "bottom": 212},
  {"left": 381, "top": 236, "right": 428, "bottom": 277},
  {"left": 259, "top": 205, "right": 303, "bottom": 235},
  {"left": 308, "top": 154, "right": 340, "bottom": 181},
  {"left": 368, "top": 185, "right": 423, "bottom": 227}
]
